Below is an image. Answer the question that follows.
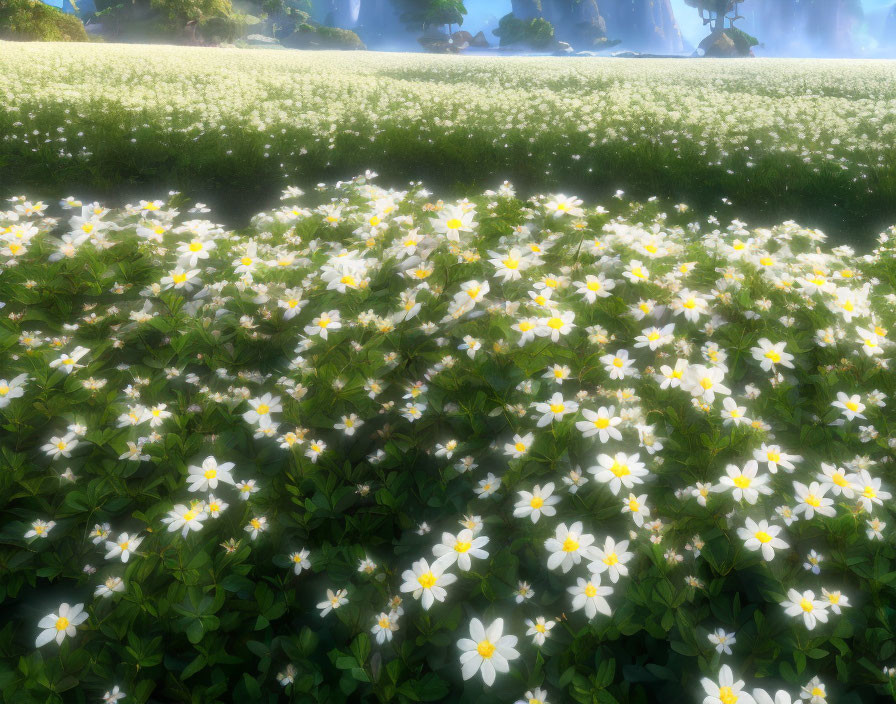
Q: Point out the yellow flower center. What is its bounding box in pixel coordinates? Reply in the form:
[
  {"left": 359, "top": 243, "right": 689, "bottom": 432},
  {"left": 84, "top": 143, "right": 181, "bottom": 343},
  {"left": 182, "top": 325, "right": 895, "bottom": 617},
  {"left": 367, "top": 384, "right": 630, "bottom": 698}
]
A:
[
  {"left": 530, "top": 496, "right": 544, "bottom": 509},
  {"left": 700, "top": 377, "right": 714, "bottom": 390},
  {"left": 755, "top": 531, "right": 772, "bottom": 543},
  {"left": 515, "top": 442, "right": 526, "bottom": 452},
  {"left": 733, "top": 476, "right": 751, "bottom": 489},
  {"left": 549, "top": 403, "right": 565, "bottom": 414},
  {"left": 476, "top": 640, "right": 495, "bottom": 658},
  {"left": 584, "top": 583, "right": 598, "bottom": 597},
  {"left": 503, "top": 257, "right": 519, "bottom": 270},
  {"left": 204, "top": 469, "right": 217, "bottom": 479},
  {"left": 805, "top": 495, "right": 821, "bottom": 507},
  {"left": 845, "top": 401, "right": 858, "bottom": 411},
  {"left": 562, "top": 536, "right": 579, "bottom": 552},
  {"left": 256, "top": 404, "right": 270, "bottom": 415},
  {"left": 445, "top": 218, "right": 461, "bottom": 229},
  {"left": 800, "top": 598, "right": 814, "bottom": 612},
  {"left": 628, "top": 499, "right": 639, "bottom": 511},
  {"left": 603, "top": 552, "right": 619, "bottom": 566},
  {"left": 594, "top": 418, "right": 610, "bottom": 428},
  {"left": 172, "top": 273, "right": 187, "bottom": 284},
  {"left": 55, "top": 617, "right": 70, "bottom": 631},
  {"left": 378, "top": 617, "right": 390, "bottom": 628},
  {"left": 417, "top": 572, "right": 436, "bottom": 588},
  {"left": 610, "top": 460, "right": 630, "bottom": 477},
  {"left": 189, "top": 241, "right": 203, "bottom": 252},
  {"left": 718, "top": 687, "right": 738, "bottom": 704},
  {"left": 454, "top": 541, "right": 471, "bottom": 553},
  {"left": 547, "top": 317, "right": 564, "bottom": 330},
  {"left": 518, "top": 321, "right": 534, "bottom": 332},
  {"left": 250, "top": 519, "right": 262, "bottom": 530},
  {"left": 183, "top": 509, "right": 198, "bottom": 521},
  {"left": 765, "top": 350, "right": 781, "bottom": 363}
]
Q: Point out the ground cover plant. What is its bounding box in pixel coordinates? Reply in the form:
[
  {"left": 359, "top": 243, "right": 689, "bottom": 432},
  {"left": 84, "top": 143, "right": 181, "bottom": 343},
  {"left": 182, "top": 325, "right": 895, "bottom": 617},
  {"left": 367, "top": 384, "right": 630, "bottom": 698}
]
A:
[
  {"left": 1, "top": 173, "right": 896, "bottom": 703},
  {"left": 2, "top": 43, "right": 896, "bottom": 242}
]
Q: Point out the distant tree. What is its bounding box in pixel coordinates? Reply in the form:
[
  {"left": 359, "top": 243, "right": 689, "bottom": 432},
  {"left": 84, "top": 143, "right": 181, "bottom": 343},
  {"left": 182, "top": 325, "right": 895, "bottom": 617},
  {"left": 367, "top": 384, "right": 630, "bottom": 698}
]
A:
[
  {"left": 685, "top": 0, "right": 758, "bottom": 56},
  {"left": 683, "top": 0, "right": 744, "bottom": 34},
  {"left": 0, "top": 0, "right": 88, "bottom": 40},
  {"left": 392, "top": 0, "right": 466, "bottom": 35}
]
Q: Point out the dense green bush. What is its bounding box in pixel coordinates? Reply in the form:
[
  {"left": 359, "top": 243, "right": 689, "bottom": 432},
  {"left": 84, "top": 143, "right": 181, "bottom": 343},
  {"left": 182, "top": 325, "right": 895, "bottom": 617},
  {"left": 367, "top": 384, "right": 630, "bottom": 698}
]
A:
[
  {"left": 493, "top": 13, "right": 555, "bottom": 48},
  {"left": 0, "top": 0, "right": 88, "bottom": 42},
  {"left": 280, "top": 22, "right": 365, "bottom": 49},
  {"left": 1, "top": 175, "right": 896, "bottom": 703}
]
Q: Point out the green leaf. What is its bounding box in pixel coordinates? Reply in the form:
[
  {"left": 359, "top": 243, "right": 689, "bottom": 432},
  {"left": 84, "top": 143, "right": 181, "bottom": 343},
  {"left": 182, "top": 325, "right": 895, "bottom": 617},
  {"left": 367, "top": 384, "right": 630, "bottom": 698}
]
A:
[{"left": 180, "top": 654, "right": 206, "bottom": 680}]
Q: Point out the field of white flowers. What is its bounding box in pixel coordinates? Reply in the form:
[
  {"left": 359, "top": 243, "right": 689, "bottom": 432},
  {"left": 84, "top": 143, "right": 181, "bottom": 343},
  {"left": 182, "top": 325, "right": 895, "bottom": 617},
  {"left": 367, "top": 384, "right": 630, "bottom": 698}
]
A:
[
  {"left": 2, "top": 43, "right": 896, "bottom": 240},
  {"left": 2, "top": 167, "right": 896, "bottom": 703}
]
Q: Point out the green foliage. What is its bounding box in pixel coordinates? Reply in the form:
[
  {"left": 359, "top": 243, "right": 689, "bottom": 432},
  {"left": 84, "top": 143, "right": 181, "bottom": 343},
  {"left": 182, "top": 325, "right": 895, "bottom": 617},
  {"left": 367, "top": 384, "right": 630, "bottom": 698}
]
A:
[
  {"left": 493, "top": 13, "right": 554, "bottom": 48},
  {"left": 280, "top": 22, "right": 365, "bottom": 49},
  {"left": 1, "top": 176, "right": 896, "bottom": 703},
  {"left": 0, "top": 0, "right": 88, "bottom": 42},
  {"left": 726, "top": 26, "right": 759, "bottom": 53},
  {"left": 392, "top": 0, "right": 467, "bottom": 33}
]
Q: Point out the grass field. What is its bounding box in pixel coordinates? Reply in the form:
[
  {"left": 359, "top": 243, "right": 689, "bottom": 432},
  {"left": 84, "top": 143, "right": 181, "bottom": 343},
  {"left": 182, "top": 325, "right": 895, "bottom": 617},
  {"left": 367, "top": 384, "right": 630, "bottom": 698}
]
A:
[{"left": 3, "top": 43, "right": 896, "bottom": 242}]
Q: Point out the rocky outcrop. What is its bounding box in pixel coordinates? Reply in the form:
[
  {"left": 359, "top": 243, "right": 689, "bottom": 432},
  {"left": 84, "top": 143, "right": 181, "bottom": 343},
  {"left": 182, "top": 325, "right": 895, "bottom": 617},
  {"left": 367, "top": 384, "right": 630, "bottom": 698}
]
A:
[
  {"left": 470, "top": 30, "right": 489, "bottom": 47},
  {"left": 698, "top": 27, "right": 757, "bottom": 57},
  {"left": 886, "top": 5, "right": 896, "bottom": 47},
  {"left": 601, "top": 0, "right": 684, "bottom": 54},
  {"left": 354, "top": 0, "right": 402, "bottom": 45},
  {"left": 511, "top": 0, "right": 607, "bottom": 47},
  {"left": 509, "top": 0, "right": 684, "bottom": 53},
  {"left": 324, "top": 0, "right": 361, "bottom": 29}
]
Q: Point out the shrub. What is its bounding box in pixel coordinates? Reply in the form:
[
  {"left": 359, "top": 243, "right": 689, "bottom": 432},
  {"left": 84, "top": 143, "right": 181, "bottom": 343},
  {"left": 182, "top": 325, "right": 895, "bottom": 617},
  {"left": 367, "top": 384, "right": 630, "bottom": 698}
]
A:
[
  {"left": 0, "top": 0, "right": 88, "bottom": 42},
  {"left": 493, "top": 13, "right": 555, "bottom": 49},
  {"left": 1, "top": 175, "right": 895, "bottom": 702}
]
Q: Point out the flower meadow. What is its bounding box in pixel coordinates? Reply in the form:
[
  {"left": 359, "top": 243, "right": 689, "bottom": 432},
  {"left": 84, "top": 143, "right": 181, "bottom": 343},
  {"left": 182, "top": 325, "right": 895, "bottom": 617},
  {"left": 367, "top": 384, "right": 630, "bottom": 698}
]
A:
[
  {"left": 1, "top": 172, "right": 896, "bottom": 704},
  {"left": 2, "top": 43, "right": 896, "bottom": 241}
]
